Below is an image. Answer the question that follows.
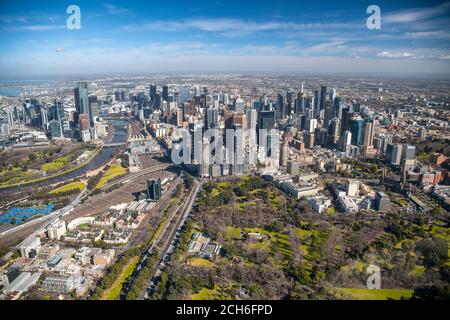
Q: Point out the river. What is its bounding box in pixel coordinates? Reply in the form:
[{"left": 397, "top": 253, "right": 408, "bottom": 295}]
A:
[{"left": 0, "top": 120, "right": 128, "bottom": 195}]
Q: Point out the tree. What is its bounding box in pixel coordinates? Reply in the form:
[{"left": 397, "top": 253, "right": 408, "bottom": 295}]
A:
[
  {"left": 411, "top": 284, "right": 450, "bottom": 300},
  {"left": 416, "top": 237, "right": 448, "bottom": 267}
]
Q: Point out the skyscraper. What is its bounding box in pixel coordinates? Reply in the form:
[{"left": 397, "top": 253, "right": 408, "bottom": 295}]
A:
[
  {"left": 162, "top": 85, "right": 169, "bottom": 102},
  {"left": 333, "top": 97, "right": 342, "bottom": 119},
  {"left": 276, "top": 93, "right": 285, "bottom": 120},
  {"left": 349, "top": 117, "right": 365, "bottom": 146},
  {"left": 205, "top": 107, "right": 219, "bottom": 130},
  {"left": 314, "top": 89, "right": 321, "bottom": 118},
  {"left": 147, "top": 179, "right": 161, "bottom": 201},
  {"left": 149, "top": 84, "right": 157, "bottom": 101},
  {"left": 74, "top": 82, "right": 90, "bottom": 127},
  {"left": 320, "top": 86, "right": 327, "bottom": 114},
  {"left": 327, "top": 118, "right": 341, "bottom": 146},
  {"left": 386, "top": 143, "right": 403, "bottom": 165},
  {"left": 258, "top": 111, "right": 275, "bottom": 130},
  {"left": 88, "top": 95, "right": 98, "bottom": 126},
  {"left": 338, "top": 130, "right": 352, "bottom": 152},
  {"left": 286, "top": 90, "right": 293, "bottom": 115},
  {"left": 363, "top": 119, "right": 374, "bottom": 148}
]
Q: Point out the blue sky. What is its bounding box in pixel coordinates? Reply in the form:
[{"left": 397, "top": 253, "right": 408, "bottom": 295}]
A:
[{"left": 0, "top": 0, "right": 450, "bottom": 77}]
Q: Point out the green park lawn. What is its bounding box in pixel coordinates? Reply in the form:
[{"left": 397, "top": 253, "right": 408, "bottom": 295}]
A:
[
  {"left": 333, "top": 288, "right": 413, "bottom": 300},
  {"left": 50, "top": 181, "right": 86, "bottom": 194},
  {"left": 95, "top": 164, "right": 127, "bottom": 189},
  {"left": 103, "top": 256, "right": 139, "bottom": 300},
  {"left": 41, "top": 156, "right": 70, "bottom": 171}
]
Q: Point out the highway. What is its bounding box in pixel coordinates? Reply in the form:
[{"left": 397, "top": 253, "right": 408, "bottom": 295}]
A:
[{"left": 143, "top": 181, "right": 201, "bottom": 299}]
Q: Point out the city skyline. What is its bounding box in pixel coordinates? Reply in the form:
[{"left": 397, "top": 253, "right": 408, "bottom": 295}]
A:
[{"left": 1, "top": 0, "right": 450, "bottom": 77}]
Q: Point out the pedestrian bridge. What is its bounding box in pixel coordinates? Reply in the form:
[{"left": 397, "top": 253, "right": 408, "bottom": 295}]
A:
[{"left": 102, "top": 142, "right": 127, "bottom": 148}]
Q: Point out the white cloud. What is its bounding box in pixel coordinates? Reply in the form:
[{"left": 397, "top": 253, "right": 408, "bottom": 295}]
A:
[
  {"left": 55, "top": 47, "right": 64, "bottom": 53},
  {"left": 376, "top": 51, "right": 415, "bottom": 58},
  {"left": 103, "top": 3, "right": 130, "bottom": 15},
  {"left": 122, "top": 18, "right": 357, "bottom": 34},
  {"left": 4, "top": 24, "right": 65, "bottom": 31},
  {"left": 405, "top": 30, "right": 450, "bottom": 39},
  {"left": 384, "top": 2, "right": 450, "bottom": 24}
]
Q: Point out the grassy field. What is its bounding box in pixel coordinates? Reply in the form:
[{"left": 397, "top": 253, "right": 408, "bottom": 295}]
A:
[
  {"left": 95, "top": 164, "right": 127, "bottom": 189},
  {"left": 102, "top": 256, "right": 139, "bottom": 300},
  {"left": 191, "top": 286, "right": 230, "bottom": 300},
  {"left": 41, "top": 156, "right": 70, "bottom": 171},
  {"left": 225, "top": 227, "right": 242, "bottom": 240},
  {"left": 188, "top": 258, "right": 216, "bottom": 267},
  {"left": 333, "top": 288, "right": 413, "bottom": 300},
  {"left": 50, "top": 181, "right": 86, "bottom": 194}
]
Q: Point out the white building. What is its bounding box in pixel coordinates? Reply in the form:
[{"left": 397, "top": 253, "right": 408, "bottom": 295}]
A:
[
  {"left": 41, "top": 273, "right": 81, "bottom": 294},
  {"left": 1, "top": 272, "right": 41, "bottom": 295},
  {"left": 338, "top": 196, "right": 359, "bottom": 213},
  {"left": 19, "top": 236, "right": 41, "bottom": 258},
  {"left": 280, "top": 181, "right": 319, "bottom": 199},
  {"left": 47, "top": 220, "right": 66, "bottom": 240},
  {"left": 308, "top": 196, "right": 332, "bottom": 213},
  {"left": 346, "top": 180, "right": 360, "bottom": 197}
]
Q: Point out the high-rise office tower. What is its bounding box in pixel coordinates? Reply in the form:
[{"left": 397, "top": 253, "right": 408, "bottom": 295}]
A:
[
  {"left": 162, "top": 85, "right": 169, "bottom": 102},
  {"left": 333, "top": 97, "right": 342, "bottom": 119},
  {"left": 295, "top": 92, "right": 306, "bottom": 114},
  {"left": 175, "top": 109, "right": 184, "bottom": 127},
  {"left": 314, "top": 90, "right": 321, "bottom": 118},
  {"left": 258, "top": 111, "right": 275, "bottom": 130},
  {"left": 78, "top": 113, "right": 90, "bottom": 132},
  {"left": 74, "top": 82, "right": 90, "bottom": 127},
  {"left": 338, "top": 130, "right": 352, "bottom": 152},
  {"left": 286, "top": 90, "right": 293, "bottom": 115},
  {"left": 341, "top": 106, "right": 352, "bottom": 134},
  {"left": 147, "top": 179, "right": 161, "bottom": 201},
  {"left": 6, "top": 110, "right": 14, "bottom": 127},
  {"left": 280, "top": 142, "right": 289, "bottom": 167},
  {"left": 305, "top": 132, "right": 315, "bottom": 149},
  {"left": 149, "top": 84, "right": 157, "bottom": 101},
  {"left": 276, "top": 93, "right": 285, "bottom": 120},
  {"left": 349, "top": 116, "right": 365, "bottom": 146},
  {"left": 232, "top": 113, "right": 247, "bottom": 130},
  {"left": 363, "top": 119, "right": 374, "bottom": 148},
  {"left": 205, "top": 107, "right": 219, "bottom": 130},
  {"left": 386, "top": 143, "right": 403, "bottom": 165},
  {"left": 88, "top": 95, "right": 98, "bottom": 126},
  {"left": 314, "top": 127, "right": 328, "bottom": 147},
  {"left": 246, "top": 109, "right": 257, "bottom": 131},
  {"left": 328, "top": 118, "right": 341, "bottom": 146},
  {"left": 320, "top": 85, "right": 327, "bottom": 114},
  {"left": 306, "top": 118, "right": 318, "bottom": 134},
  {"left": 234, "top": 98, "right": 245, "bottom": 113},
  {"left": 48, "top": 120, "right": 62, "bottom": 139},
  {"left": 324, "top": 100, "right": 334, "bottom": 127}
]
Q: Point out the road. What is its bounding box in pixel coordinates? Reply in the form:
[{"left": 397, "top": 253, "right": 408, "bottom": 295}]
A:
[
  {"left": 0, "top": 197, "right": 30, "bottom": 210},
  {"left": 143, "top": 181, "right": 201, "bottom": 299}
]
